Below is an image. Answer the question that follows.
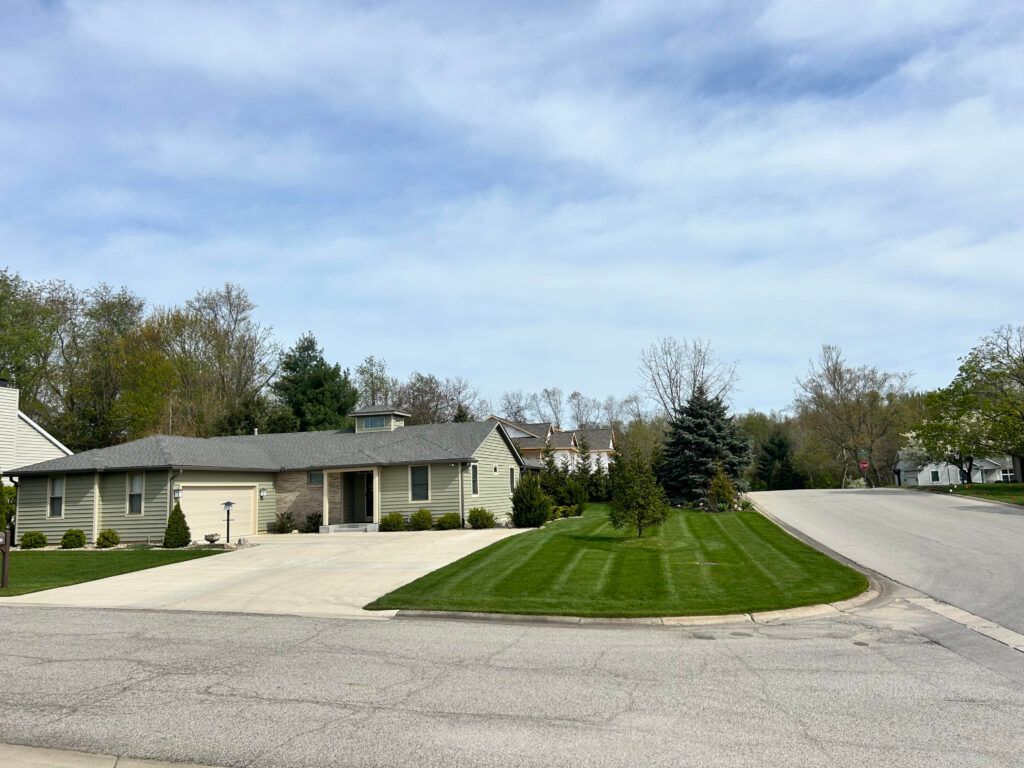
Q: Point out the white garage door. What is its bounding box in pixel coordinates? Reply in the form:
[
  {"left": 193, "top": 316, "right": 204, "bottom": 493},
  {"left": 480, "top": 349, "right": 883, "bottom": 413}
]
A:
[{"left": 178, "top": 485, "right": 255, "bottom": 543}]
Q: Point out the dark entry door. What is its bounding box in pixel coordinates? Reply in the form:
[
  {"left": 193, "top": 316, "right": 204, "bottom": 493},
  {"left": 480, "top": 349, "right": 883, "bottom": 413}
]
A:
[{"left": 364, "top": 473, "right": 373, "bottom": 522}]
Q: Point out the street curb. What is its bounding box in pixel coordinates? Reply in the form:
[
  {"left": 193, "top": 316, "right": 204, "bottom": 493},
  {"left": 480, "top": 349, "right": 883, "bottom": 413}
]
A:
[
  {"left": 393, "top": 587, "right": 880, "bottom": 628},
  {"left": 0, "top": 741, "right": 222, "bottom": 768},
  {"left": 910, "top": 487, "right": 1024, "bottom": 514},
  {"left": 394, "top": 586, "right": 879, "bottom": 628}
]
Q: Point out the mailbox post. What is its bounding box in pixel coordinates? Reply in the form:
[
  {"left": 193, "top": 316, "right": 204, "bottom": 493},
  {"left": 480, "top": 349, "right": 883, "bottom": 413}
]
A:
[{"left": 1, "top": 524, "right": 10, "bottom": 590}]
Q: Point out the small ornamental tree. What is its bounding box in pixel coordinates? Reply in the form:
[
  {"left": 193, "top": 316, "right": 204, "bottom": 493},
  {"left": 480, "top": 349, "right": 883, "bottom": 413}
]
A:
[
  {"left": 511, "top": 473, "right": 553, "bottom": 528},
  {"left": 163, "top": 501, "right": 192, "bottom": 548},
  {"left": 609, "top": 454, "right": 670, "bottom": 537},
  {"left": 565, "top": 476, "right": 588, "bottom": 516},
  {"left": 706, "top": 464, "right": 736, "bottom": 512}
]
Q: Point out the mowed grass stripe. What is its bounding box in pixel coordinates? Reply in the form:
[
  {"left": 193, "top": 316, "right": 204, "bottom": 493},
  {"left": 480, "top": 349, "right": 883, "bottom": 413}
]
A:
[{"left": 365, "top": 504, "right": 868, "bottom": 617}]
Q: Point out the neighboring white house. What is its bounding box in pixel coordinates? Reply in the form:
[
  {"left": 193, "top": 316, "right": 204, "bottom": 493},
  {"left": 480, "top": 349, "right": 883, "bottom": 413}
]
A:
[
  {"left": 0, "top": 381, "right": 72, "bottom": 479},
  {"left": 487, "top": 417, "right": 615, "bottom": 473},
  {"left": 895, "top": 454, "right": 1016, "bottom": 486}
]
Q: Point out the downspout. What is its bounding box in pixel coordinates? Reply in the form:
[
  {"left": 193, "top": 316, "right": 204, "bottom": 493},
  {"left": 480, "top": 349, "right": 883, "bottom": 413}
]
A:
[{"left": 92, "top": 472, "right": 99, "bottom": 544}]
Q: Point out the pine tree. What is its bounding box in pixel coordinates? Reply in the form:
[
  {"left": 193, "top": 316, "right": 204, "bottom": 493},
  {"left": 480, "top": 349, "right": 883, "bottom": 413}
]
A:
[
  {"left": 271, "top": 333, "right": 359, "bottom": 432},
  {"left": 609, "top": 453, "right": 670, "bottom": 537},
  {"left": 753, "top": 431, "right": 807, "bottom": 490},
  {"left": 163, "top": 501, "right": 192, "bottom": 548},
  {"left": 657, "top": 387, "right": 749, "bottom": 505}
]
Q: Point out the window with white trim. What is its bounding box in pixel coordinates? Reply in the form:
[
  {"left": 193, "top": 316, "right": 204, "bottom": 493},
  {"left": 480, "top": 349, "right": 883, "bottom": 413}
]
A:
[
  {"left": 48, "top": 476, "right": 64, "bottom": 519},
  {"left": 1002, "top": 468, "right": 1015, "bottom": 482},
  {"left": 127, "top": 472, "right": 144, "bottom": 515},
  {"left": 930, "top": 470, "right": 940, "bottom": 483},
  {"left": 361, "top": 415, "right": 387, "bottom": 429},
  {"left": 471, "top": 464, "right": 479, "bottom": 496},
  {"left": 307, "top": 471, "right": 324, "bottom": 486},
  {"left": 410, "top": 465, "right": 430, "bottom": 502},
  {"left": 509, "top": 467, "right": 516, "bottom": 493}
]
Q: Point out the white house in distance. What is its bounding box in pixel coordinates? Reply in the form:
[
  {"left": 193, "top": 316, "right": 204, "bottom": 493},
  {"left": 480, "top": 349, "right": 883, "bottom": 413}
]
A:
[
  {"left": 487, "top": 417, "right": 615, "bottom": 473},
  {"left": 895, "top": 454, "right": 1016, "bottom": 486},
  {"left": 0, "top": 379, "right": 73, "bottom": 479}
]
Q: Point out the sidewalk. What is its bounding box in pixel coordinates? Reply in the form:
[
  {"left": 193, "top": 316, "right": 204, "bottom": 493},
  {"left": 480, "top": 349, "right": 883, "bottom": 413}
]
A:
[{"left": 0, "top": 743, "right": 223, "bottom": 768}]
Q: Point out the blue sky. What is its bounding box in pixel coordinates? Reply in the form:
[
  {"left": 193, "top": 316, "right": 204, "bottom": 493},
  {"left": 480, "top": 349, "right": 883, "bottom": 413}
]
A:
[{"left": 4, "top": 0, "right": 1023, "bottom": 414}]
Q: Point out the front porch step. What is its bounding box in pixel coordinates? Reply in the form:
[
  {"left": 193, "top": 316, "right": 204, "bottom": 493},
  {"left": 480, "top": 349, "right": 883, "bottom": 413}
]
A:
[{"left": 319, "top": 523, "right": 380, "bottom": 534}]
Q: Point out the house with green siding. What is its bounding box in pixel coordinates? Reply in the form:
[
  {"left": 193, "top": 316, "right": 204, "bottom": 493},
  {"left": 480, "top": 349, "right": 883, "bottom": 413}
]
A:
[{"left": 5, "top": 408, "right": 525, "bottom": 545}]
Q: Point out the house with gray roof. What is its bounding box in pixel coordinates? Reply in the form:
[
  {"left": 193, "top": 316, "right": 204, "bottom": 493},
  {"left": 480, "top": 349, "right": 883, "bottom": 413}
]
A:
[
  {"left": 486, "top": 417, "right": 616, "bottom": 473},
  {"left": 6, "top": 408, "right": 525, "bottom": 545}
]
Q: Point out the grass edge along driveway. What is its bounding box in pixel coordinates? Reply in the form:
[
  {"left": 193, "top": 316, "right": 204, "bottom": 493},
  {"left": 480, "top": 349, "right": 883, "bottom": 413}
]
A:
[
  {"left": 0, "top": 549, "right": 225, "bottom": 597},
  {"left": 366, "top": 503, "right": 867, "bottom": 618}
]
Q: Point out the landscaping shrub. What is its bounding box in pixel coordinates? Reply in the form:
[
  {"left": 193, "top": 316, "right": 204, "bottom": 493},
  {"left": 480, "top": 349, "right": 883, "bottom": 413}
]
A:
[
  {"left": 565, "top": 477, "right": 588, "bottom": 516},
  {"left": 511, "top": 473, "right": 552, "bottom": 528},
  {"left": 706, "top": 464, "right": 737, "bottom": 512},
  {"left": 0, "top": 479, "right": 15, "bottom": 532},
  {"left": 408, "top": 508, "right": 434, "bottom": 531},
  {"left": 95, "top": 528, "right": 121, "bottom": 548},
  {"left": 19, "top": 531, "right": 47, "bottom": 549},
  {"left": 301, "top": 511, "right": 323, "bottom": 533},
  {"left": 163, "top": 501, "right": 192, "bottom": 548},
  {"left": 379, "top": 512, "right": 406, "bottom": 532},
  {"left": 60, "top": 529, "right": 87, "bottom": 549},
  {"left": 269, "top": 510, "right": 296, "bottom": 534},
  {"left": 435, "top": 512, "right": 462, "bottom": 530},
  {"left": 467, "top": 507, "right": 495, "bottom": 529}
]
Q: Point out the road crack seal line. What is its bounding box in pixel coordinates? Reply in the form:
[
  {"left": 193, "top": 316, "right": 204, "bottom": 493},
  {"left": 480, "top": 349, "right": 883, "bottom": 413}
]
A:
[{"left": 905, "top": 597, "right": 1024, "bottom": 654}]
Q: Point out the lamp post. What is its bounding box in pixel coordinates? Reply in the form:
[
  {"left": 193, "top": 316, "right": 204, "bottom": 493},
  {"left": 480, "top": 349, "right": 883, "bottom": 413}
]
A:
[{"left": 223, "top": 500, "right": 234, "bottom": 545}]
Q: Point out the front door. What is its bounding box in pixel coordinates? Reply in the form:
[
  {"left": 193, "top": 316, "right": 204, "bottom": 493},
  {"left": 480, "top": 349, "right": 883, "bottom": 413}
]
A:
[{"left": 363, "top": 473, "right": 373, "bottom": 522}]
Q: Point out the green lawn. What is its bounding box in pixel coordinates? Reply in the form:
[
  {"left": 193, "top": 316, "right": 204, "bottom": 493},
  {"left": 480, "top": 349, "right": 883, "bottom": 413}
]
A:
[
  {"left": 365, "top": 503, "right": 867, "bottom": 618},
  {"left": 919, "top": 483, "right": 1024, "bottom": 506},
  {"left": 0, "top": 549, "right": 224, "bottom": 597}
]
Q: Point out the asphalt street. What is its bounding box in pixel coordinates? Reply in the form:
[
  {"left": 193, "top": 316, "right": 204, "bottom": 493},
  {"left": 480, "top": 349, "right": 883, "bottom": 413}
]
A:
[
  {"left": 750, "top": 488, "right": 1024, "bottom": 635},
  {"left": 1, "top": 603, "right": 1022, "bottom": 768}
]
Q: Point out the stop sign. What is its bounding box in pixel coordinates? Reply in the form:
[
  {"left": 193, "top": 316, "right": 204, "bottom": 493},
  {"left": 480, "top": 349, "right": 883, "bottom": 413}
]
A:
[{"left": 858, "top": 459, "right": 870, "bottom": 472}]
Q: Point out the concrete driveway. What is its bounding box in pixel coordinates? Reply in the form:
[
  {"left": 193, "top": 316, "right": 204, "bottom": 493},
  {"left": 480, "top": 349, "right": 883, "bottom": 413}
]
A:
[{"left": 1, "top": 529, "right": 521, "bottom": 619}]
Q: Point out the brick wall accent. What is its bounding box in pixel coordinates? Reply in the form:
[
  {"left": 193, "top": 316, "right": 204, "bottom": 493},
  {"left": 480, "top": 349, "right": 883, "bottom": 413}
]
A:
[{"left": 274, "top": 471, "right": 324, "bottom": 527}]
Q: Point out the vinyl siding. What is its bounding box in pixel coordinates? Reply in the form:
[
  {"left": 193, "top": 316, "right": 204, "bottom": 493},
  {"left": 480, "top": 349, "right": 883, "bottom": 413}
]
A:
[
  {"left": 97, "top": 471, "right": 170, "bottom": 543},
  {"left": 15, "top": 415, "right": 69, "bottom": 469},
  {"left": 379, "top": 462, "right": 461, "bottom": 519},
  {"left": 0, "top": 388, "right": 16, "bottom": 474},
  {"left": 15, "top": 473, "right": 94, "bottom": 545},
  {"left": 173, "top": 470, "right": 276, "bottom": 532},
  {"left": 467, "top": 429, "right": 518, "bottom": 522}
]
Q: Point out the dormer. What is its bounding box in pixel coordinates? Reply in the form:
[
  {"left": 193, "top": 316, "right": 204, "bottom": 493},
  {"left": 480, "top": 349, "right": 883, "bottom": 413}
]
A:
[{"left": 351, "top": 406, "right": 411, "bottom": 433}]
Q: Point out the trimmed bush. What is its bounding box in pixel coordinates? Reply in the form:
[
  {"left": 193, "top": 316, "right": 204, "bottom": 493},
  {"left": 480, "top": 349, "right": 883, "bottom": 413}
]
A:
[
  {"left": 19, "top": 530, "right": 47, "bottom": 549},
  {"left": 60, "top": 529, "right": 87, "bottom": 549},
  {"left": 163, "top": 501, "right": 192, "bottom": 548},
  {"left": 511, "top": 473, "right": 552, "bottom": 528},
  {"left": 408, "top": 508, "right": 434, "bottom": 531},
  {"left": 467, "top": 507, "right": 495, "bottom": 529},
  {"left": 565, "top": 477, "right": 588, "bottom": 516},
  {"left": 435, "top": 512, "right": 462, "bottom": 530},
  {"left": 269, "top": 510, "right": 296, "bottom": 534},
  {"left": 95, "top": 528, "right": 121, "bottom": 548},
  {"left": 379, "top": 512, "right": 406, "bottom": 532},
  {"left": 301, "top": 511, "right": 323, "bottom": 533}
]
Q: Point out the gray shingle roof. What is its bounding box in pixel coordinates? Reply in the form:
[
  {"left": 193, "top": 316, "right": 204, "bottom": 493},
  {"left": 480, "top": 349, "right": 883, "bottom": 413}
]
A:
[
  {"left": 575, "top": 428, "right": 615, "bottom": 450},
  {"left": 7, "top": 422, "right": 516, "bottom": 476}
]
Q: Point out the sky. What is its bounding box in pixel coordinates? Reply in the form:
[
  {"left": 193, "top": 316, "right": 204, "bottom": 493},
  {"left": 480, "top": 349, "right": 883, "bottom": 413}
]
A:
[{"left": 3, "top": 0, "right": 1023, "bottom": 415}]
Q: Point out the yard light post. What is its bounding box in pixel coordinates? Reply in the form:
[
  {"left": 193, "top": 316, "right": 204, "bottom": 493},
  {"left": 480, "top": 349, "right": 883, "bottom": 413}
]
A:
[{"left": 223, "top": 500, "right": 234, "bottom": 545}]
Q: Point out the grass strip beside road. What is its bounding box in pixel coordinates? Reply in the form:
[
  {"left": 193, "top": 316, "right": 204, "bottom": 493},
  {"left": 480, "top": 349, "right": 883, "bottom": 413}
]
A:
[
  {"left": 919, "top": 482, "right": 1024, "bottom": 507},
  {"left": 366, "top": 503, "right": 867, "bottom": 618},
  {"left": 0, "top": 549, "right": 224, "bottom": 597}
]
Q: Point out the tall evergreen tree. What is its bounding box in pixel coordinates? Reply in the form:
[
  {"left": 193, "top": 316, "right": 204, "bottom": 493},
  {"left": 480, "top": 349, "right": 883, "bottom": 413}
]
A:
[
  {"left": 657, "top": 387, "right": 748, "bottom": 505},
  {"left": 752, "top": 431, "right": 806, "bottom": 490},
  {"left": 271, "top": 333, "right": 358, "bottom": 432}
]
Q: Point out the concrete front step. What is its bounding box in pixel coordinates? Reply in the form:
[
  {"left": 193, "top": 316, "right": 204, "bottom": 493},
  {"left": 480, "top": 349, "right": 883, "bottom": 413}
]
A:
[{"left": 319, "top": 523, "right": 380, "bottom": 533}]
